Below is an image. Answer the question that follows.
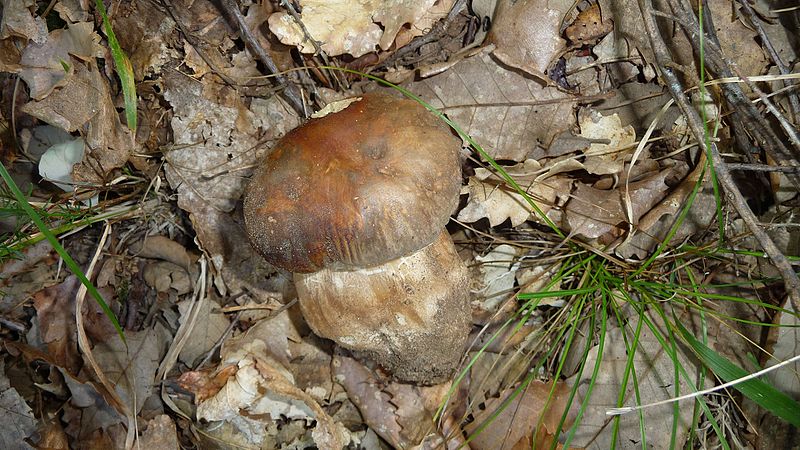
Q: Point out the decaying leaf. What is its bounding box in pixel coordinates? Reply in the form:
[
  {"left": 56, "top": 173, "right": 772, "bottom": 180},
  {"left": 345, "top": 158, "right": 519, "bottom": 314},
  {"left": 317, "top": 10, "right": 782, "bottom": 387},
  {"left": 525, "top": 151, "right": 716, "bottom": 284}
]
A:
[
  {"left": 268, "top": 0, "right": 450, "bottom": 57},
  {"left": 458, "top": 160, "right": 572, "bottom": 226},
  {"left": 177, "top": 296, "right": 230, "bottom": 367},
  {"left": 0, "top": 363, "right": 37, "bottom": 449},
  {"left": 565, "top": 3, "right": 614, "bottom": 44},
  {"left": 20, "top": 62, "right": 136, "bottom": 185},
  {"left": 333, "top": 351, "right": 448, "bottom": 448},
  {"left": 91, "top": 328, "right": 165, "bottom": 416},
  {"left": 197, "top": 340, "right": 349, "bottom": 450},
  {"left": 409, "top": 51, "right": 576, "bottom": 161},
  {"left": 564, "top": 170, "right": 670, "bottom": 240},
  {"left": 578, "top": 108, "right": 637, "bottom": 176},
  {"left": 17, "top": 22, "right": 103, "bottom": 100},
  {"left": 487, "top": 0, "right": 568, "bottom": 84},
  {"left": 567, "top": 309, "right": 698, "bottom": 449},
  {"left": 465, "top": 380, "right": 577, "bottom": 450},
  {"left": 0, "top": 0, "right": 48, "bottom": 43},
  {"left": 474, "top": 244, "right": 520, "bottom": 311},
  {"left": 162, "top": 69, "right": 298, "bottom": 297}
]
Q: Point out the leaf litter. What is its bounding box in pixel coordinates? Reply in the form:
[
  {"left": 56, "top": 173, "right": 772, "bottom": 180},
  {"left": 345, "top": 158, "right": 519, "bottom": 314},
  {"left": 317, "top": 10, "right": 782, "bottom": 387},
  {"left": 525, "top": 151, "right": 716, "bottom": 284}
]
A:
[{"left": 1, "top": 0, "right": 798, "bottom": 448}]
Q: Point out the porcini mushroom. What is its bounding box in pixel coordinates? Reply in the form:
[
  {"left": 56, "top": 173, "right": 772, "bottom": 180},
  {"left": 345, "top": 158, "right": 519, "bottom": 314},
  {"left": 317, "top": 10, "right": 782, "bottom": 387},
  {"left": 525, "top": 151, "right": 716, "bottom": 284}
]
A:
[{"left": 243, "top": 92, "right": 470, "bottom": 383}]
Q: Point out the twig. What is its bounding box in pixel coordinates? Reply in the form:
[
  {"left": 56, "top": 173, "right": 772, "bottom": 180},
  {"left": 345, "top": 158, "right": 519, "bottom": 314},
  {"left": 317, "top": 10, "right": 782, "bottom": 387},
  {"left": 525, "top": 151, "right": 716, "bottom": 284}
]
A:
[
  {"left": 736, "top": 0, "right": 800, "bottom": 122},
  {"left": 663, "top": 0, "right": 800, "bottom": 189},
  {"left": 637, "top": 0, "right": 800, "bottom": 312},
  {"left": 217, "top": 0, "right": 307, "bottom": 117},
  {"left": 727, "top": 163, "right": 800, "bottom": 173}
]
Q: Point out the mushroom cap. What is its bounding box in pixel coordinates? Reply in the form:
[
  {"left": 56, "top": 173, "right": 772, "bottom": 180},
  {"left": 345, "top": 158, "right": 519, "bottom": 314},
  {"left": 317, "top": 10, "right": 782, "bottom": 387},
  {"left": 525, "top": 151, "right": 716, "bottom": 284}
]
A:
[{"left": 243, "top": 92, "right": 462, "bottom": 273}]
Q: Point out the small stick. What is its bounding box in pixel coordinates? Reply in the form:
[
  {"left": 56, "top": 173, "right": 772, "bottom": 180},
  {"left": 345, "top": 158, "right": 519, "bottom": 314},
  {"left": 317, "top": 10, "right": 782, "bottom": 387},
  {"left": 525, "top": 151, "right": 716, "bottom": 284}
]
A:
[{"left": 218, "top": 0, "right": 307, "bottom": 117}]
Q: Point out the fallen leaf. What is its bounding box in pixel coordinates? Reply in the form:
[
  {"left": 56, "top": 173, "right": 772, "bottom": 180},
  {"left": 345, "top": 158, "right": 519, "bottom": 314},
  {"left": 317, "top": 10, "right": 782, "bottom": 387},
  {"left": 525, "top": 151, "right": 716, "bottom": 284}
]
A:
[
  {"left": 487, "top": 0, "right": 568, "bottom": 84},
  {"left": 458, "top": 160, "right": 571, "bottom": 226},
  {"left": 198, "top": 340, "right": 349, "bottom": 450},
  {"left": 578, "top": 108, "right": 637, "bottom": 176},
  {"left": 564, "top": 170, "right": 670, "bottom": 240},
  {"left": 18, "top": 22, "right": 103, "bottom": 100},
  {"left": 565, "top": 3, "right": 614, "bottom": 44},
  {"left": 162, "top": 69, "right": 298, "bottom": 297},
  {"left": 408, "top": 51, "right": 576, "bottom": 161},
  {"left": 333, "top": 351, "right": 445, "bottom": 448},
  {"left": 465, "top": 380, "right": 577, "bottom": 450},
  {"left": 20, "top": 63, "right": 135, "bottom": 185},
  {"left": 474, "top": 244, "right": 520, "bottom": 311},
  {"left": 92, "top": 328, "right": 165, "bottom": 416},
  {"left": 0, "top": 0, "right": 48, "bottom": 44},
  {"left": 32, "top": 276, "right": 82, "bottom": 372},
  {"left": 268, "top": 0, "right": 449, "bottom": 57},
  {"left": 0, "top": 363, "right": 36, "bottom": 450},
  {"left": 567, "top": 308, "right": 698, "bottom": 449},
  {"left": 177, "top": 296, "right": 230, "bottom": 367},
  {"left": 138, "top": 415, "right": 179, "bottom": 450}
]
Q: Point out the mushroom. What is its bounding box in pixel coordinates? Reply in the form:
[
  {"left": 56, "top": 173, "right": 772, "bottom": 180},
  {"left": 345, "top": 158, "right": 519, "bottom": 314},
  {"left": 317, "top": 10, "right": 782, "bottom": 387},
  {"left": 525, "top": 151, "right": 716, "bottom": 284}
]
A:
[{"left": 243, "top": 92, "right": 470, "bottom": 383}]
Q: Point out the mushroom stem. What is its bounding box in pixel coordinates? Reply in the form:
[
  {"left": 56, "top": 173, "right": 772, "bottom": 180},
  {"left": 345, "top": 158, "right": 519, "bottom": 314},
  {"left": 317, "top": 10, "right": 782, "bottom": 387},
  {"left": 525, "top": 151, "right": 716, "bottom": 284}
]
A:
[{"left": 295, "top": 231, "right": 470, "bottom": 383}]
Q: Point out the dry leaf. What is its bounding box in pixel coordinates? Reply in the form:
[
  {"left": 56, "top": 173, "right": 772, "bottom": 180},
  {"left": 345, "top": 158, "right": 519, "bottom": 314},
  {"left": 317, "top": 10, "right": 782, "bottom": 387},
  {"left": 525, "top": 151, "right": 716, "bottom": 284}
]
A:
[
  {"left": 138, "top": 415, "right": 179, "bottom": 450},
  {"left": 20, "top": 63, "right": 135, "bottom": 185},
  {"left": 198, "top": 340, "right": 349, "bottom": 449},
  {"left": 268, "top": 0, "right": 448, "bottom": 57},
  {"left": 458, "top": 160, "right": 571, "bottom": 226},
  {"left": 474, "top": 244, "right": 520, "bottom": 311},
  {"left": 567, "top": 309, "right": 698, "bottom": 449},
  {"left": 565, "top": 3, "right": 613, "bottom": 44},
  {"left": 564, "top": 170, "right": 670, "bottom": 240},
  {"left": 409, "top": 51, "right": 576, "bottom": 161},
  {"left": 177, "top": 296, "right": 230, "bottom": 367},
  {"left": 0, "top": 363, "right": 37, "bottom": 449},
  {"left": 91, "top": 328, "right": 164, "bottom": 416},
  {"left": 487, "top": 0, "right": 568, "bottom": 84},
  {"left": 0, "top": 0, "right": 48, "bottom": 43},
  {"left": 334, "top": 352, "right": 444, "bottom": 448},
  {"left": 162, "top": 69, "right": 298, "bottom": 297},
  {"left": 465, "top": 380, "right": 577, "bottom": 450},
  {"left": 18, "top": 22, "right": 103, "bottom": 100},
  {"left": 578, "top": 108, "right": 636, "bottom": 176}
]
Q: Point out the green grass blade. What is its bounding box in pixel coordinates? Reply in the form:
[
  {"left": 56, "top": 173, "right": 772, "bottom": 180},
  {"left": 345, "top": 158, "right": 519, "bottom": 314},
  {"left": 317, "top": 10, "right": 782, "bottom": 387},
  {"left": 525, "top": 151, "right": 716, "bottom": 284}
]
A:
[
  {"left": 94, "top": 0, "right": 137, "bottom": 131},
  {"left": 675, "top": 320, "right": 800, "bottom": 427},
  {"left": 0, "top": 162, "right": 126, "bottom": 343}
]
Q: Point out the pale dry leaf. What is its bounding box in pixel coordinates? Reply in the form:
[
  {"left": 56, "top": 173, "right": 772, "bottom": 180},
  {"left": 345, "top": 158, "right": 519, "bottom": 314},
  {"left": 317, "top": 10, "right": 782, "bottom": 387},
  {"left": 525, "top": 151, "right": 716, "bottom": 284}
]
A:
[
  {"left": 565, "top": 3, "right": 614, "bottom": 44},
  {"left": 458, "top": 160, "right": 570, "bottom": 226},
  {"left": 162, "top": 70, "right": 298, "bottom": 296},
  {"left": 334, "top": 352, "right": 441, "bottom": 448},
  {"left": 177, "top": 296, "right": 230, "bottom": 367},
  {"left": 91, "top": 328, "right": 164, "bottom": 416},
  {"left": 565, "top": 170, "right": 670, "bottom": 240},
  {"left": 0, "top": 0, "right": 48, "bottom": 43},
  {"left": 199, "top": 340, "right": 349, "bottom": 450},
  {"left": 567, "top": 308, "right": 698, "bottom": 449},
  {"left": 21, "top": 63, "right": 135, "bottom": 185},
  {"left": 53, "top": 0, "right": 88, "bottom": 23},
  {"left": 18, "top": 22, "right": 103, "bottom": 99},
  {"left": 268, "top": 0, "right": 446, "bottom": 57},
  {"left": 408, "top": 51, "right": 576, "bottom": 161},
  {"left": 138, "top": 415, "right": 179, "bottom": 450},
  {"left": 112, "top": 3, "right": 177, "bottom": 80},
  {"left": 487, "top": 0, "right": 568, "bottom": 84},
  {"left": 465, "top": 380, "right": 577, "bottom": 450},
  {"left": 578, "top": 108, "right": 636, "bottom": 176},
  {"left": 475, "top": 244, "right": 519, "bottom": 311},
  {"left": 766, "top": 301, "right": 800, "bottom": 396},
  {"left": 0, "top": 363, "right": 36, "bottom": 450}
]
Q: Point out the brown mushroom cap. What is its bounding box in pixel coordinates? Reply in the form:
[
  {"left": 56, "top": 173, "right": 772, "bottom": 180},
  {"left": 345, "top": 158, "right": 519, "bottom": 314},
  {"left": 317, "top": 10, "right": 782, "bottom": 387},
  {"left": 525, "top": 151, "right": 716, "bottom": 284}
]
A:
[{"left": 243, "top": 92, "right": 462, "bottom": 273}]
